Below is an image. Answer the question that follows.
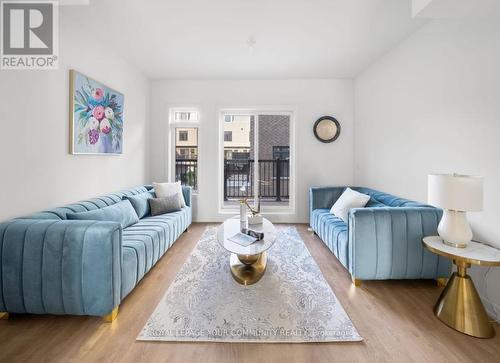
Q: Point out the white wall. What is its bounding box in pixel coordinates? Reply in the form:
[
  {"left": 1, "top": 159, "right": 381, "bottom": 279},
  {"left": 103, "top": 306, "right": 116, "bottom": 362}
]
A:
[
  {"left": 0, "top": 13, "right": 150, "bottom": 221},
  {"left": 355, "top": 18, "right": 500, "bottom": 321},
  {"left": 150, "top": 80, "right": 354, "bottom": 223}
]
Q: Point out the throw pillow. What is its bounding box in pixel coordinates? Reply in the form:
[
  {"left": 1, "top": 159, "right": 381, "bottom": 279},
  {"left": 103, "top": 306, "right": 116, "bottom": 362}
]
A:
[
  {"left": 153, "top": 181, "right": 186, "bottom": 208},
  {"left": 330, "top": 187, "right": 370, "bottom": 222},
  {"left": 67, "top": 200, "right": 139, "bottom": 228},
  {"left": 123, "top": 191, "right": 155, "bottom": 218},
  {"left": 149, "top": 194, "right": 182, "bottom": 216}
]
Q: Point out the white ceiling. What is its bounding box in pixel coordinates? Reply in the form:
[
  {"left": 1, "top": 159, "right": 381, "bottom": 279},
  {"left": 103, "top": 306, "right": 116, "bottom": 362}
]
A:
[{"left": 62, "top": 0, "right": 425, "bottom": 79}]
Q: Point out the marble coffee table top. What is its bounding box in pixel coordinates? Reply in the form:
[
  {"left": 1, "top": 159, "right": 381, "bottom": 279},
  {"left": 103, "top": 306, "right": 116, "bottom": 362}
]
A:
[{"left": 217, "top": 216, "right": 277, "bottom": 256}]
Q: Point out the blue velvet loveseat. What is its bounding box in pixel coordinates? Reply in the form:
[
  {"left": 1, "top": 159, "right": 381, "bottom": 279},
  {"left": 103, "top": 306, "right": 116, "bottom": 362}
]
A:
[
  {"left": 0, "top": 185, "right": 191, "bottom": 321},
  {"left": 309, "top": 186, "right": 451, "bottom": 285}
]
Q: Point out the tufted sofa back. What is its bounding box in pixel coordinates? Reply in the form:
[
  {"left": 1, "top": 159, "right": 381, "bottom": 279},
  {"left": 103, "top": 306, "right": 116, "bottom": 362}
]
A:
[
  {"left": 352, "top": 187, "right": 431, "bottom": 208},
  {"left": 19, "top": 185, "right": 153, "bottom": 221}
]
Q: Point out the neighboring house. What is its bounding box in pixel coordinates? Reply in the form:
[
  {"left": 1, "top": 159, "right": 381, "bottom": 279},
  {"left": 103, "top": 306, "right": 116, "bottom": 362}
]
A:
[
  {"left": 251, "top": 115, "right": 290, "bottom": 160},
  {"left": 223, "top": 115, "right": 290, "bottom": 161},
  {"left": 175, "top": 115, "right": 290, "bottom": 161},
  {"left": 223, "top": 115, "right": 252, "bottom": 159},
  {"left": 176, "top": 128, "right": 198, "bottom": 159}
]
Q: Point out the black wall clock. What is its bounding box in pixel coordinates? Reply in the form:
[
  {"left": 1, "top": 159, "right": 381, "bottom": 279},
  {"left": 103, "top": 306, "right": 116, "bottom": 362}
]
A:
[{"left": 313, "top": 116, "right": 341, "bottom": 143}]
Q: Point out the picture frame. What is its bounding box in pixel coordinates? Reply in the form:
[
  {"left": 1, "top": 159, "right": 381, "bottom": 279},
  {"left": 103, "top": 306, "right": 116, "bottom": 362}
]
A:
[{"left": 69, "top": 69, "right": 124, "bottom": 155}]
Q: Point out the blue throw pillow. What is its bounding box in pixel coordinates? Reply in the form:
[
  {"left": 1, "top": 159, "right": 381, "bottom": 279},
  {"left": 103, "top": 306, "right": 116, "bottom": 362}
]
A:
[
  {"left": 67, "top": 200, "right": 139, "bottom": 228},
  {"left": 123, "top": 191, "right": 155, "bottom": 218}
]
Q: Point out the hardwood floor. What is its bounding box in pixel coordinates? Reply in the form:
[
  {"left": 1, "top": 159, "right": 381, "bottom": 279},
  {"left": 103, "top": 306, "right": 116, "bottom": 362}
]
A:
[{"left": 1, "top": 223, "right": 499, "bottom": 363}]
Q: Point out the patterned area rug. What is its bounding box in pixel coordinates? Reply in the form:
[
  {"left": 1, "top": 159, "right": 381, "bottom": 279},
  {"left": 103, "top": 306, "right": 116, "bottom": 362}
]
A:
[{"left": 137, "top": 226, "right": 362, "bottom": 343}]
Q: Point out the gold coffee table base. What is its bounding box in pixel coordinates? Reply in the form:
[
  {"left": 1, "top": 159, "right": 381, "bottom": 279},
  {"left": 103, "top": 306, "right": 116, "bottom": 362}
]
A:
[
  {"left": 434, "top": 261, "right": 495, "bottom": 338},
  {"left": 230, "top": 252, "right": 267, "bottom": 286}
]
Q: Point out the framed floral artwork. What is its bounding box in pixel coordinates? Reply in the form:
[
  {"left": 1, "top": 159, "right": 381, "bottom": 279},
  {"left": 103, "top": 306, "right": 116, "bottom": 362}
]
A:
[{"left": 69, "top": 70, "right": 124, "bottom": 154}]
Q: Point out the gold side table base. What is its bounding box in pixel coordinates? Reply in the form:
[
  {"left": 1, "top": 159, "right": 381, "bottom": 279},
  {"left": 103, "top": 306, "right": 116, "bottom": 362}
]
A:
[
  {"left": 230, "top": 252, "right": 267, "bottom": 286},
  {"left": 434, "top": 262, "right": 495, "bottom": 338}
]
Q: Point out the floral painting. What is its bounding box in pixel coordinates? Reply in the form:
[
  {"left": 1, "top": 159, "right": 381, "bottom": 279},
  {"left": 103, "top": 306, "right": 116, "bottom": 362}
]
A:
[{"left": 70, "top": 70, "right": 124, "bottom": 154}]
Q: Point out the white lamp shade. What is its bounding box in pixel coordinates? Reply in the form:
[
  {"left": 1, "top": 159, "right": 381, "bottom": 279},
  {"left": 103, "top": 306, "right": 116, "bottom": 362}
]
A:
[{"left": 428, "top": 174, "right": 483, "bottom": 211}]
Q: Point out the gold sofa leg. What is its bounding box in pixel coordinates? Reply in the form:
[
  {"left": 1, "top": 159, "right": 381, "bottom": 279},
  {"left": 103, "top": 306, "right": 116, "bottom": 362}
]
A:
[
  {"left": 0, "top": 312, "right": 9, "bottom": 320},
  {"left": 103, "top": 307, "right": 119, "bottom": 323},
  {"left": 436, "top": 277, "right": 448, "bottom": 287},
  {"left": 352, "top": 278, "right": 362, "bottom": 287}
]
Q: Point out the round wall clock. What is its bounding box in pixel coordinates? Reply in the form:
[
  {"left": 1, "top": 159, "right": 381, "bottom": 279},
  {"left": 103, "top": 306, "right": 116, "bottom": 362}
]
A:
[{"left": 313, "top": 116, "right": 341, "bottom": 143}]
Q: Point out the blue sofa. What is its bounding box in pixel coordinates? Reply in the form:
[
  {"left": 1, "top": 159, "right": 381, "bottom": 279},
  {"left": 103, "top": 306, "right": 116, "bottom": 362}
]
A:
[
  {"left": 0, "top": 185, "right": 191, "bottom": 321},
  {"left": 309, "top": 186, "right": 451, "bottom": 284}
]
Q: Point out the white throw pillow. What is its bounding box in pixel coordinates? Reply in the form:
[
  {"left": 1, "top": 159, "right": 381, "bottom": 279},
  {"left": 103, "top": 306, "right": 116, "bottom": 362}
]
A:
[
  {"left": 330, "top": 187, "right": 370, "bottom": 222},
  {"left": 153, "top": 181, "right": 186, "bottom": 208}
]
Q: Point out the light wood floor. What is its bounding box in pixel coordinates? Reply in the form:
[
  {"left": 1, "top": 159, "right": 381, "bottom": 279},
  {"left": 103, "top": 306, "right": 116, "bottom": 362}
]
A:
[{"left": 1, "top": 223, "right": 499, "bottom": 363}]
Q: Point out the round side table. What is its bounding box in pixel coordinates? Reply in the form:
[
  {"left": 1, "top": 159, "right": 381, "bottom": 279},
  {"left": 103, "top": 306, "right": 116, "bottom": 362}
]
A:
[{"left": 423, "top": 236, "right": 500, "bottom": 338}]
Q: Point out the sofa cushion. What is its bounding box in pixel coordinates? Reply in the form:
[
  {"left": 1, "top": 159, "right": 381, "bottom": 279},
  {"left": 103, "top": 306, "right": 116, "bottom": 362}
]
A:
[
  {"left": 67, "top": 200, "right": 139, "bottom": 229},
  {"left": 17, "top": 212, "right": 62, "bottom": 220},
  {"left": 149, "top": 194, "right": 181, "bottom": 216},
  {"left": 311, "top": 209, "right": 349, "bottom": 268},
  {"left": 121, "top": 246, "right": 139, "bottom": 299},
  {"left": 146, "top": 207, "right": 191, "bottom": 240},
  {"left": 153, "top": 181, "right": 186, "bottom": 208},
  {"left": 330, "top": 187, "right": 370, "bottom": 222},
  {"left": 365, "top": 199, "right": 386, "bottom": 208},
  {"left": 123, "top": 191, "right": 155, "bottom": 218},
  {"left": 120, "top": 206, "right": 191, "bottom": 299}
]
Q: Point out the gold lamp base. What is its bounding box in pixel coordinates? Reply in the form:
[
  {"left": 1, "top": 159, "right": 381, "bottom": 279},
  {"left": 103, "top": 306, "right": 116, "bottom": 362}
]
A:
[
  {"left": 434, "top": 269, "right": 495, "bottom": 338},
  {"left": 230, "top": 252, "right": 267, "bottom": 286}
]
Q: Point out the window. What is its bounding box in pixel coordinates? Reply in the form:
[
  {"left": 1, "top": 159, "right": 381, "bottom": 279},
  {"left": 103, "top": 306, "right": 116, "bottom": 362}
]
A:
[
  {"left": 169, "top": 108, "right": 199, "bottom": 191},
  {"left": 273, "top": 146, "right": 290, "bottom": 160},
  {"left": 221, "top": 111, "right": 293, "bottom": 211},
  {"left": 175, "top": 128, "right": 198, "bottom": 189},
  {"left": 233, "top": 152, "right": 250, "bottom": 160},
  {"left": 174, "top": 111, "right": 198, "bottom": 121}
]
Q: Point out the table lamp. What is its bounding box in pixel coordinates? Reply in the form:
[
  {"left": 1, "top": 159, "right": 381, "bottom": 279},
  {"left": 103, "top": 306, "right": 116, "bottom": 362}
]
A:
[{"left": 428, "top": 174, "right": 483, "bottom": 248}]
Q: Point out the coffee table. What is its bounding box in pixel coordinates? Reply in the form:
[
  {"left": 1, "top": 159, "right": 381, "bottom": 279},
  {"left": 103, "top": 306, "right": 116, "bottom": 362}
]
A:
[{"left": 217, "top": 216, "right": 277, "bottom": 285}]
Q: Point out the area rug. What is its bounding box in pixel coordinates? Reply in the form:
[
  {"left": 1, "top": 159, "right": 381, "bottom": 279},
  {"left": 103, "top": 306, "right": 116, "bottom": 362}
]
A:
[{"left": 137, "top": 226, "right": 362, "bottom": 343}]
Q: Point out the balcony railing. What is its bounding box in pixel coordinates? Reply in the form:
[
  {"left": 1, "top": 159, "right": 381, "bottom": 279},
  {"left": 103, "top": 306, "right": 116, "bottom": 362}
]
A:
[
  {"left": 175, "top": 158, "right": 290, "bottom": 202},
  {"left": 175, "top": 159, "right": 198, "bottom": 190},
  {"left": 223, "top": 159, "right": 289, "bottom": 201}
]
